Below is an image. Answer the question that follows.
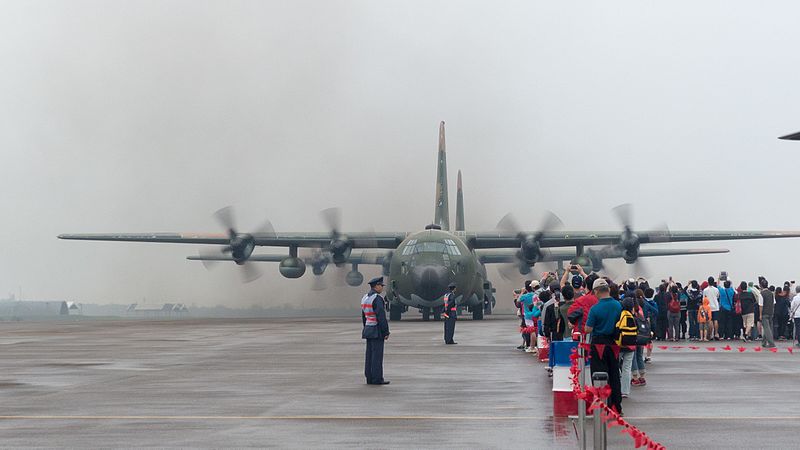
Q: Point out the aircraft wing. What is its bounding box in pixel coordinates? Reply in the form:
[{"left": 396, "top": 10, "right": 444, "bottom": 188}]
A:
[
  {"left": 476, "top": 247, "right": 730, "bottom": 264},
  {"left": 58, "top": 232, "right": 407, "bottom": 249},
  {"left": 58, "top": 230, "right": 800, "bottom": 251},
  {"left": 467, "top": 230, "right": 800, "bottom": 249}
]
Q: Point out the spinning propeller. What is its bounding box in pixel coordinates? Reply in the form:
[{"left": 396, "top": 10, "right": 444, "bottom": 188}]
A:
[
  {"left": 496, "top": 211, "right": 563, "bottom": 281},
  {"left": 599, "top": 203, "right": 669, "bottom": 279},
  {"left": 198, "top": 206, "right": 276, "bottom": 283}
]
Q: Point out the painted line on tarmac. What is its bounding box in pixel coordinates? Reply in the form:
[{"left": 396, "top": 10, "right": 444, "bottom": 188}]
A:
[
  {"left": 1, "top": 415, "right": 797, "bottom": 421},
  {"left": 0, "top": 415, "right": 550, "bottom": 421},
  {"left": 626, "top": 416, "right": 800, "bottom": 420}
]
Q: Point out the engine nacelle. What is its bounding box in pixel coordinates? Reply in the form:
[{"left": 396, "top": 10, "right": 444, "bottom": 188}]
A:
[
  {"left": 279, "top": 257, "right": 306, "bottom": 279},
  {"left": 330, "top": 238, "right": 352, "bottom": 266},
  {"left": 311, "top": 260, "right": 327, "bottom": 276},
  {"left": 345, "top": 270, "right": 364, "bottom": 287},
  {"left": 226, "top": 235, "right": 256, "bottom": 265},
  {"left": 519, "top": 237, "right": 540, "bottom": 265},
  {"left": 623, "top": 249, "right": 639, "bottom": 264}
]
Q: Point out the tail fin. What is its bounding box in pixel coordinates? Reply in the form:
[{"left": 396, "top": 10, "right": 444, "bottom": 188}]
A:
[
  {"left": 455, "top": 170, "right": 465, "bottom": 231},
  {"left": 434, "top": 121, "right": 450, "bottom": 230}
]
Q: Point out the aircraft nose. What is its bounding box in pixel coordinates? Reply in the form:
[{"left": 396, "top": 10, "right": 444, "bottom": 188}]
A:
[{"left": 411, "top": 265, "right": 448, "bottom": 301}]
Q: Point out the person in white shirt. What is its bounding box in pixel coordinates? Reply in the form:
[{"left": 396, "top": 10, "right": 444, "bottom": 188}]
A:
[
  {"left": 703, "top": 277, "right": 721, "bottom": 340},
  {"left": 747, "top": 281, "right": 763, "bottom": 341},
  {"left": 791, "top": 286, "right": 800, "bottom": 348}
]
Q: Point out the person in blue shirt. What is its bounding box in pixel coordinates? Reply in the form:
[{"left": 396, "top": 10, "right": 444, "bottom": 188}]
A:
[
  {"left": 585, "top": 278, "right": 624, "bottom": 415},
  {"left": 718, "top": 280, "right": 735, "bottom": 340},
  {"left": 518, "top": 284, "right": 537, "bottom": 352}
]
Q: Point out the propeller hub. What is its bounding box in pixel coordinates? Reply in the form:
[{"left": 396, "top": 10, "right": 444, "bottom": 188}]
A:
[
  {"left": 520, "top": 236, "right": 541, "bottom": 264},
  {"left": 229, "top": 235, "right": 255, "bottom": 265},
  {"left": 329, "top": 238, "right": 352, "bottom": 265},
  {"left": 620, "top": 231, "right": 640, "bottom": 252}
]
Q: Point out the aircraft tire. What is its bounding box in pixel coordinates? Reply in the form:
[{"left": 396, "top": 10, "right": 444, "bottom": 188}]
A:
[
  {"left": 472, "top": 306, "right": 484, "bottom": 320},
  {"left": 433, "top": 306, "right": 442, "bottom": 321},
  {"left": 390, "top": 304, "right": 402, "bottom": 321},
  {"left": 422, "top": 307, "right": 431, "bottom": 321},
  {"left": 483, "top": 295, "right": 493, "bottom": 315}
]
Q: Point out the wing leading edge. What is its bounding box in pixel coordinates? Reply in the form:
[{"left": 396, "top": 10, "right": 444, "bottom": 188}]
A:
[{"left": 477, "top": 247, "right": 730, "bottom": 265}]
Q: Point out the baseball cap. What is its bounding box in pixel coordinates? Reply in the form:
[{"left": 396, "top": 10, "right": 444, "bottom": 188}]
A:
[
  {"left": 530, "top": 280, "right": 540, "bottom": 289},
  {"left": 593, "top": 278, "right": 609, "bottom": 290}
]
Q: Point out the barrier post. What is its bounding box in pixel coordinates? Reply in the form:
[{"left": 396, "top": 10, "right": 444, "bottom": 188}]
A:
[
  {"left": 592, "top": 371, "right": 608, "bottom": 450},
  {"left": 576, "top": 332, "right": 587, "bottom": 450}
]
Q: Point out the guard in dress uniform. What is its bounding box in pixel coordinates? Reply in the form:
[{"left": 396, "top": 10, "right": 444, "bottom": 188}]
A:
[
  {"left": 361, "top": 276, "right": 390, "bottom": 385},
  {"left": 443, "top": 283, "right": 458, "bottom": 344}
]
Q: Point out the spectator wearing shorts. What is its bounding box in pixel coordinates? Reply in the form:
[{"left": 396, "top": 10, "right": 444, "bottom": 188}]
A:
[
  {"left": 698, "top": 297, "right": 712, "bottom": 341},
  {"left": 703, "top": 277, "right": 720, "bottom": 340},
  {"left": 738, "top": 281, "right": 757, "bottom": 342}
]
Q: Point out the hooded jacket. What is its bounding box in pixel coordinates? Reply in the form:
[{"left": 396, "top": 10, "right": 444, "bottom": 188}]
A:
[
  {"left": 697, "top": 297, "right": 712, "bottom": 324},
  {"left": 644, "top": 296, "right": 659, "bottom": 321}
]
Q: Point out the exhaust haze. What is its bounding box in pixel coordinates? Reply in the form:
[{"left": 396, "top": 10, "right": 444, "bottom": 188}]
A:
[{"left": 2, "top": 1, "right": 800, "bottom": 310}]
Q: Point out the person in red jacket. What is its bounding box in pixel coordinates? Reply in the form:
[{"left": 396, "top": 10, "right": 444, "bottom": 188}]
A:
[{"left": 568, "top": 273, "right": 600, "bottom": 333}]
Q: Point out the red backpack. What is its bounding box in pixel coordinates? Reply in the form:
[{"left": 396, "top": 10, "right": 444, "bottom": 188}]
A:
[{"left": 668, "top": 294, "right": 681, "bottom": 313}]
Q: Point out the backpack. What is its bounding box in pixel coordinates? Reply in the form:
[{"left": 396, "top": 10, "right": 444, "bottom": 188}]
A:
[
  {"left": 635, "top": 312, "right": 652, "bottom": 345},
  {"left": 679, "top": 292, "right": 688, "bottom": 310},
  {"left": 615, "top": 310, "right": 638, "bottom": 346},
  {"left": 668, "top": 295, "right": 680, "bottom": 313}
]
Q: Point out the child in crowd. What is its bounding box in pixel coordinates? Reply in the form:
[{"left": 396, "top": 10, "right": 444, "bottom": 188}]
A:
[
  {"left": 524, "top": 290, "right": 545, "bottom": 353},
  {"left": 698, "top": 297, "right": 712, "bottom": 341}
]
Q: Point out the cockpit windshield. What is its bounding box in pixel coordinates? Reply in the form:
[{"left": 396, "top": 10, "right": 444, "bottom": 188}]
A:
[{"left": 401, "top": 239, "right": 462, "bottom": 256}]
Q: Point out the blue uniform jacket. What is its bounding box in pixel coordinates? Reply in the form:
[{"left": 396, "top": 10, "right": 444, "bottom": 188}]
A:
[{"left": 362, "top": 293, "right": 390, "bottom": 339}]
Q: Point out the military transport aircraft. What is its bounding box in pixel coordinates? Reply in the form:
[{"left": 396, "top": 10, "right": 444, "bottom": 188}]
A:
[{"left": 60, "top": 122, "right": 800, "bottom": 321}]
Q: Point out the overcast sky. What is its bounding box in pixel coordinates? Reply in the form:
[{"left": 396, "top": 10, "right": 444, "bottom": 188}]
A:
[{"left": 2, "top": 1, "right": 800, "bottom": 309}]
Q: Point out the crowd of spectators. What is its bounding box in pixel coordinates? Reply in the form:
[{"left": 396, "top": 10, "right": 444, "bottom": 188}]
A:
[{"left": 512, "top": 266, "right": 800, "bottom": 416}]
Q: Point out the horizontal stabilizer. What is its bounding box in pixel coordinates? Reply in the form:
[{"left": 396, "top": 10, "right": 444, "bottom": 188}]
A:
[
  {"left": 187, "top": 251, "right": 390, "bottom": 265},
  {"left": 637, "top": 248, "right": 729, "bottom": 257},
  {"left": 188, "top": 254, "right": 286, "bottom": 262}
]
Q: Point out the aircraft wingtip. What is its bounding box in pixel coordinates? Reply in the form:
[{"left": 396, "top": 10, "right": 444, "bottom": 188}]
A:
[{"left": 779, "top": 131, "right": 800, "bottom": 140}]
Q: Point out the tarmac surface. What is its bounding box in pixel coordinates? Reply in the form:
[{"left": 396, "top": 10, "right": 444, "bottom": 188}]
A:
[{"left": 0, "top": 315, "right": 798, "bottom": 448}]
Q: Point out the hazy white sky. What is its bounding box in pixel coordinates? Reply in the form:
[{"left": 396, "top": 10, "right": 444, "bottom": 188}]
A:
[{"left": 2, "top": 1, "right": 800, "bottom": 308}]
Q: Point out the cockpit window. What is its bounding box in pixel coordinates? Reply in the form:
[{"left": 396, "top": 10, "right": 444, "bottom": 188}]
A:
[
  {"left": 401, "top": 239, "right": 418, "bottom": 256},
  {"left": 418, "top": 242, "right": 447, "bottom": 253},
  {"left": 402, "top": 239, "right": 462, "bottom": 256},
  {"left": 444, "top": 239, "right": 462, "bottom": 256}
]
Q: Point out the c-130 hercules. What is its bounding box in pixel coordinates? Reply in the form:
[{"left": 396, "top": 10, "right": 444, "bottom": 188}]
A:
[{"left": 60, "top": 122, "right": 800, "bottom": 320}]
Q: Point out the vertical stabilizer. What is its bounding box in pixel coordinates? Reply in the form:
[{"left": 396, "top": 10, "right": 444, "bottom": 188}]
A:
[
  {"left": 434, "top": 121, "right": 450, "bottom": 230},
  {"left": 455, "top": 170, "right": 465, "bottom": 231}
]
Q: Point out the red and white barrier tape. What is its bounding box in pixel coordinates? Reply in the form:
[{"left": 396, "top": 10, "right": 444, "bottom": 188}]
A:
[{"left": 569, "top": 347, "right": 666, "bottom": 450}]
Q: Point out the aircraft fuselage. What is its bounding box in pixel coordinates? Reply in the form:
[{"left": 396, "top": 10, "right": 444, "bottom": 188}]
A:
[{"left": 385, "top": 228, "right": 490, "bottom": 319}]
